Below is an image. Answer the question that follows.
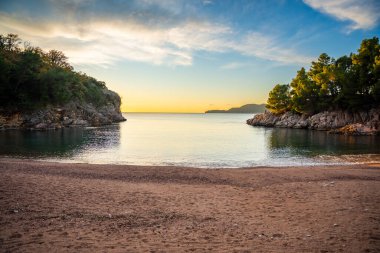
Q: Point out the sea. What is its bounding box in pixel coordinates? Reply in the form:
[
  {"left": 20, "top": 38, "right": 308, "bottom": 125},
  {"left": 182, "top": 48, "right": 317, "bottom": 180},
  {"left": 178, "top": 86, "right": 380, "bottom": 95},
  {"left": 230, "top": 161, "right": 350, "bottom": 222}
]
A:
[{"left": 0, "top": 113, "right": 379, "bottom": 168}]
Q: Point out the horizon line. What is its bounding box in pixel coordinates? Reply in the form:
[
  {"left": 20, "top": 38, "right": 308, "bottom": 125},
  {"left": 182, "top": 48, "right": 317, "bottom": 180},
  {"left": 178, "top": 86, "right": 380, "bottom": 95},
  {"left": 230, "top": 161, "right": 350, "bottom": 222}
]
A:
[{"left": 122, "top": 111, "right": 257, "bottom": 114}]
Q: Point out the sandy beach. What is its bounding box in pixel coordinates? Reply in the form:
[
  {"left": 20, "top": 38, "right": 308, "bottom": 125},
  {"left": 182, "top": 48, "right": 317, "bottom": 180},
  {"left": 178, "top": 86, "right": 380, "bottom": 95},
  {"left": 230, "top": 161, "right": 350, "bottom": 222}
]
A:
[{"left": 0, "top": 159, "right": 379, "bottom": 252}]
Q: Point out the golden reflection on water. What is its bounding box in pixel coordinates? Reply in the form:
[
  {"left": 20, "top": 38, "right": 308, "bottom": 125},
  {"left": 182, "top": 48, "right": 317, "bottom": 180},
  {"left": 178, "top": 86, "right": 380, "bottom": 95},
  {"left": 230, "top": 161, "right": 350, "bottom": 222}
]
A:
[{"left": 0, "top": 113, "right": 379, "bottom": 167}]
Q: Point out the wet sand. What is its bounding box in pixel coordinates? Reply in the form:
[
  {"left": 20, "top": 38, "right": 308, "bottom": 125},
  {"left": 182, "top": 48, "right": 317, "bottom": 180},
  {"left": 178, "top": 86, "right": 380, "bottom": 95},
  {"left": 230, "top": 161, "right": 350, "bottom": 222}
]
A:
[{"left": 0, "top": 159, "right": 379, "bottom": 252}]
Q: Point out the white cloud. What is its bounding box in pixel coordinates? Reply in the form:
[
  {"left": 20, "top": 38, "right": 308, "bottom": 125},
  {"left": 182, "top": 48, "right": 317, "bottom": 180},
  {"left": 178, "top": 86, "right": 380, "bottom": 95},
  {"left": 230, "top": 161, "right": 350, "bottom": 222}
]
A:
[
  {"left": 0, "top": 14, "right": 225, "bottom": 66},
  {"left": 303, "top": 0, "right": 380, "bottom": 31},
  {"left": 0, "top": 9, "right": 312, "bottom": 67}
]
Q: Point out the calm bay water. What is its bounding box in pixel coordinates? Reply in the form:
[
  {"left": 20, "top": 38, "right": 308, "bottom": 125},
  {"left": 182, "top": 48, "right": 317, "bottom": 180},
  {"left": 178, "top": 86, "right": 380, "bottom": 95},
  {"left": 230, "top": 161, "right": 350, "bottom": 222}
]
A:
[{"left": 0, "top": 113, "right": 379, "bottom": 168}]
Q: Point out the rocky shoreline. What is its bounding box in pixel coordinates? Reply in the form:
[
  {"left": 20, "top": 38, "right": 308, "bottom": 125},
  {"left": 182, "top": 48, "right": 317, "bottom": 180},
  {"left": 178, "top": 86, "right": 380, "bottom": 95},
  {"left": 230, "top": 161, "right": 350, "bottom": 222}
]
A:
[
  {"left": 247, "top": 108, "right": 380, "bottom": 135},
  {"left": 0, "top": 91, "right": 126, "bottom": 130}
]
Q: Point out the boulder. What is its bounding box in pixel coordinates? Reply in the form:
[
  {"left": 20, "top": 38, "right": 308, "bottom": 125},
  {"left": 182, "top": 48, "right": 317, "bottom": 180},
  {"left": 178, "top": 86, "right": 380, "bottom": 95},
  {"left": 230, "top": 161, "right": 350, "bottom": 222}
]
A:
[
  {"left": 34, "top": 123, "right": 48, "bottom": 129},
  {"left": 246, "top": 111, "right": 279, "bottom": 126},
  {"left": 329, "top": 123, "right": 378, "bottom": 135},
  {"left": 71, "top": 119, "right": 89, "bottom": 126}
]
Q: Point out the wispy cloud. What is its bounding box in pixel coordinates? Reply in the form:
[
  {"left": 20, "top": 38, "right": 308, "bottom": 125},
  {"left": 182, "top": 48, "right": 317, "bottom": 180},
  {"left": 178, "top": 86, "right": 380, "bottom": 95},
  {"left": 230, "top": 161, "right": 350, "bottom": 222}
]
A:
[
  {"left": 0, "top": 0, "right": 313, "bottom": 66},
  {"left": 303, "top": 0, "right": 380, "bottom": 31},
  {"left": 220, "top": 62, "right": 247, "bottom": 70},
  {"left": 229, "top": 32, "right": 313, "bottom": 65}
]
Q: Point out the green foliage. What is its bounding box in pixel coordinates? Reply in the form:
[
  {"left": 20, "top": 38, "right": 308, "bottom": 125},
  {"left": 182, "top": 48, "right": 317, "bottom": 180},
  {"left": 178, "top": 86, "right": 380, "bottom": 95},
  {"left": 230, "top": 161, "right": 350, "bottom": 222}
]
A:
[
  {"left": 266, "top": 84, "right": 291, "bottom": 114},
  {"left": 46, "top": 50, "right": 73, "bottom": 71},
  {"left": 0, "top": 34, "right": 114, "bottom": 111},
  {"left": 266, "top": 37, "right": 380, "bottom": 114},
  {"left": 349, "top": 37, "right": 380, "bottom": 109},
  {"left": 290, "top": 67, "right": 321, "bottom": 114},
  {"left": 0, "top": 33, "right": 21, "bottom": 52}
]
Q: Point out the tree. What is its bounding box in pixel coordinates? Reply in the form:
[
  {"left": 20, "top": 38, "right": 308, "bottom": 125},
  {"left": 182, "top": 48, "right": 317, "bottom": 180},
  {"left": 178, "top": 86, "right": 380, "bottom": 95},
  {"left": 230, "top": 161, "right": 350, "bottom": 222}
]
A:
[
  {"left": 0, "top": 33, "right": 113, "bottom": 110},
  {"left": 262, "top": 37, "right": 380, "bottom": 114},
  {"left": 266, "top": 84, "right": 291, "bottom": 114},
  {"left": 333, "top": 55, "right": 355, "bottom": 108},
  {"left": 374, "top": 54, "right": 380, "bottom": 103},
  {"left": 307, "top": 53, "right": 337, "bottom": 110},
  {"left": 290, "top": 67, "right": 320, "bottom": 114},
  {"left": 0, "top": 34, "right": 21, "bottom": 51},
  {"left": 308, "top": 53, "right": 336, "bottom": 95},
  {"left": 46, "top": 50, "right": 73, "bottom": 70},
  {"left": 349, "top": 37, "right": 380, "bottom": 108},
  {"left": 10, "top": 50, "right": 46, "bottom": 108}
]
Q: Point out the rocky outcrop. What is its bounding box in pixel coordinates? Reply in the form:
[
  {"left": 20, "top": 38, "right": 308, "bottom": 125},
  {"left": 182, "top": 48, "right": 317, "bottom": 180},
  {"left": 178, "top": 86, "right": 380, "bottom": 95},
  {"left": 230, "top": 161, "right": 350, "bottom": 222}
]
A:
[
  {"left": 0, "top": 90, "right": 126, "bottom": 130},
  {"left": 247, "top": 108, "right": 380, "bottom": 135}
]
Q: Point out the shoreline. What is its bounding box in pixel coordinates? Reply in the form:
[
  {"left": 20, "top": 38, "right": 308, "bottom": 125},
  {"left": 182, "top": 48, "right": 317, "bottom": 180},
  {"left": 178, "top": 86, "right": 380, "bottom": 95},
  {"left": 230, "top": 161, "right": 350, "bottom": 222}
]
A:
[
  {"left": 2, "top": 157, "right": 380, "bottom": 171},
  {"left": 2, "top": 154, "right": 380, "bottom": 169},
  {"left": 1, "top": 159, "right": 380, "bottom": 252}
]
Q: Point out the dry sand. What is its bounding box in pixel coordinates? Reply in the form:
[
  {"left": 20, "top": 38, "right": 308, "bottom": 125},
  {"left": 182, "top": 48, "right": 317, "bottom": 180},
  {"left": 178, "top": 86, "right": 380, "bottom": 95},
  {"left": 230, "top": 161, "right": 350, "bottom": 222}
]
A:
[{"left": 0, "top": 159, "right": 379, "bottom": 252}]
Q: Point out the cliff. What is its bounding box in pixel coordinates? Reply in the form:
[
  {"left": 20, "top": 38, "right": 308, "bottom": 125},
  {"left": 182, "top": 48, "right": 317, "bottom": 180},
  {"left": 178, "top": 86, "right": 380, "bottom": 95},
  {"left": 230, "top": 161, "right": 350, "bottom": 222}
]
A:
[
  {"left": 246, "top": 109, "right": 380, "bottom": 135},
  {"left": 0, "top": 89, "right": 126, "bottom": 130},
  {"left": 0, "top": 34, "right": 126, "bottom": 130},
  {"left": 206, "top": 104, "right": 266, "bottom": 113}
]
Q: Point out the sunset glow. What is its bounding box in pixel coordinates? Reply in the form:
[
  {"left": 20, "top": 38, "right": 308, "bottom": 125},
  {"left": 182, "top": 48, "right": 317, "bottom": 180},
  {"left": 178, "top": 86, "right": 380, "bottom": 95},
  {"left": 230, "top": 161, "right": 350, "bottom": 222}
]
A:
[{"left": 1, "top": 0, "right": 379, "bottom": 112}]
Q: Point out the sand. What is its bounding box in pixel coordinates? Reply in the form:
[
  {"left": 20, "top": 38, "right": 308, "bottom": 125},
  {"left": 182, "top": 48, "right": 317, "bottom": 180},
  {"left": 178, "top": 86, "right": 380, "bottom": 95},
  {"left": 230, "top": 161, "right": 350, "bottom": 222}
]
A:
[{"left": 0, "top": 159, "right": 379, "bottom": 252}]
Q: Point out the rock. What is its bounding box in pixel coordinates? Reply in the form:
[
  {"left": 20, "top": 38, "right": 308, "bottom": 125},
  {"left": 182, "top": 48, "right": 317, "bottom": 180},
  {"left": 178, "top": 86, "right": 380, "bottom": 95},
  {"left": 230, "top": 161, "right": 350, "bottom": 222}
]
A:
[
  {"left": 34, "top": 123, "right": 48, "bottom": 129},
  {"left": 71, "top": 119, "right": 88, "bottom": 126},
  {"left": 0, "top": 97, "right": 126, "bottom": 130},
  {"left": 29, "top": 116, "right": 42, "bottom": 126},
  {"left": 50, "top": 123, "right": 63, "bottom": 129},
  {"left": 329, "top": 123, "right": 378, "bottom": 135},
  {"left": 246, "top": 111, "right": 279, "bottom": 127},
  {"left": 3, "top": 114, "right": 24, "bottom": 129},
  {"left": 63, "top": 118, "right": 73, "bottom": 126},
  {"left": 247, "top": 108, "right": 380, "bottom": 135},
  {"left": 0, "top": 115, "right": 6, "bottom": 128}
]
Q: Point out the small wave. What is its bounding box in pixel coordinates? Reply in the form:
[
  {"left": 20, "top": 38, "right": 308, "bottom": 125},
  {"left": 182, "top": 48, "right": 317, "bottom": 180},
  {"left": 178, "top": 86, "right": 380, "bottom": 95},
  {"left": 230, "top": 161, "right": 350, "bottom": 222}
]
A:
[
  {"left": 314, "top": 154, "right": 380, "bottom": 164},
  {"left": 33, "top": 155, "right": 380, "bottom": 169}
]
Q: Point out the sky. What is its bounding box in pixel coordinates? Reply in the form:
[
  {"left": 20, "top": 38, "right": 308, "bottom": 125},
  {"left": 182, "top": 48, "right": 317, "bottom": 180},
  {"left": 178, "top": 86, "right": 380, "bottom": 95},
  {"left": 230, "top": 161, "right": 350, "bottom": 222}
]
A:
[{"left": 0, "top": 0, "right": 379, "bottom": 112}]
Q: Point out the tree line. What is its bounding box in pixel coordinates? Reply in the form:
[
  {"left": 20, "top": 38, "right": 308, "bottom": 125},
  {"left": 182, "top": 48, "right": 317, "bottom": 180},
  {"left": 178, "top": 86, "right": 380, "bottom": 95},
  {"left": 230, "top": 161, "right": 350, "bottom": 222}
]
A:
[
  {"left": 266, "top": 37, "right": 380, "bottom": 115},
  {"left": 0, "top": 34, "right": 111, "bottom": 112}
]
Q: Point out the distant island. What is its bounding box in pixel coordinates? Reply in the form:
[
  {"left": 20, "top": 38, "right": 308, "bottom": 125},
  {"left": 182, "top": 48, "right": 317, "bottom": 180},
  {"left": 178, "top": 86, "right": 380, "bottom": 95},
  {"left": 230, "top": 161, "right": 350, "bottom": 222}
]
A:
[
  {"left": 0, "top": 34, "right": 125, "bottom": 130},
  {"left": 247, "top": 37, "right": 380, "bottom": 135},
  {"left": 206, "top": 104, "right": 266, "bottom": 113}
]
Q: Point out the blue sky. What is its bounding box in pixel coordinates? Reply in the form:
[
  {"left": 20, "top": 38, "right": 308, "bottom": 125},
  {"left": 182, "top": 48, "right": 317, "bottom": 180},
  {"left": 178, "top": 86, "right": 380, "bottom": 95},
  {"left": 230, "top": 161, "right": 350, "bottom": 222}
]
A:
[{"left": 0, "top": 0, "right": 379, "bottom": 112}]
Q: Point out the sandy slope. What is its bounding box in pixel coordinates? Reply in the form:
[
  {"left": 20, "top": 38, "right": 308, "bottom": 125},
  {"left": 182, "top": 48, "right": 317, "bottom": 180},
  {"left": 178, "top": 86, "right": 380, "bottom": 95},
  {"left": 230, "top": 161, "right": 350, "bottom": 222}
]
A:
[{"left": 0, "top": 159, "right": 379, "bottom": 252}]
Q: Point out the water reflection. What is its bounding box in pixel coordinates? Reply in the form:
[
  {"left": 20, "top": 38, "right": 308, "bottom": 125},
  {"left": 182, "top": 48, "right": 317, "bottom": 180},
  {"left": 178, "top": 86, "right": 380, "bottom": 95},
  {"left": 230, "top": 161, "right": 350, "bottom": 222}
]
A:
[
  {"left": 0, "top": 113, "right": 379, "bottom": 167},
  {"left": 0, "top": 125, "right": 121, "bottom": 158},
  {"left": 268, "top": 128, "right": 380, "bottom": 157}
]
